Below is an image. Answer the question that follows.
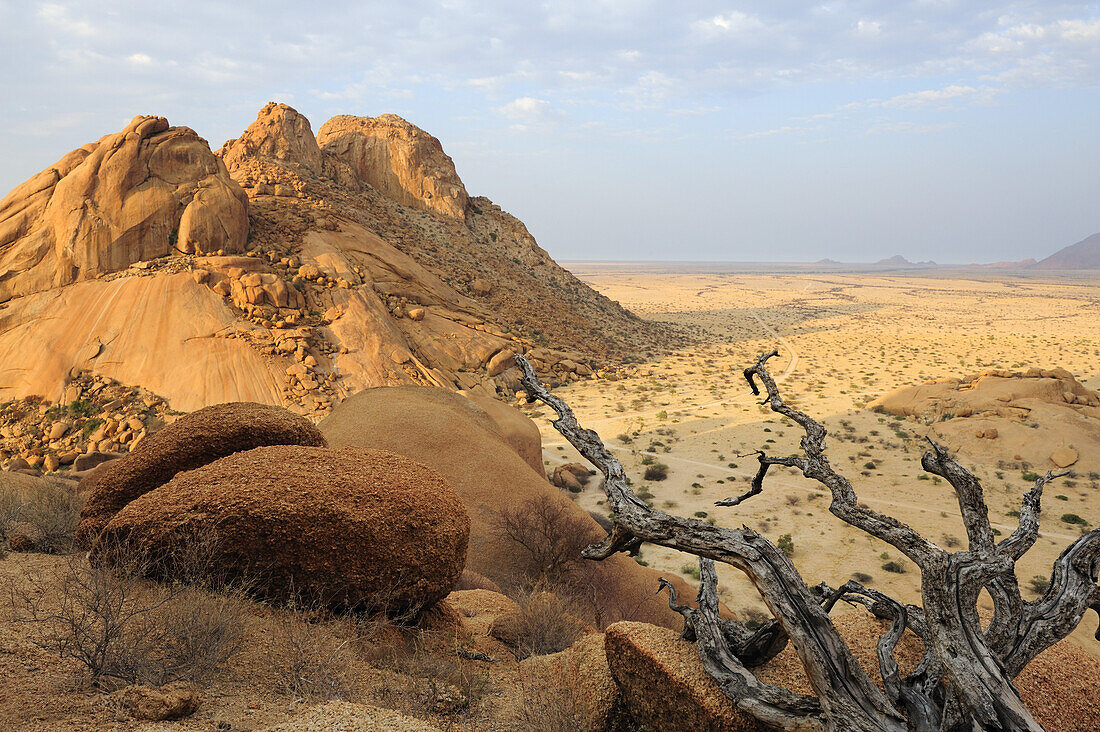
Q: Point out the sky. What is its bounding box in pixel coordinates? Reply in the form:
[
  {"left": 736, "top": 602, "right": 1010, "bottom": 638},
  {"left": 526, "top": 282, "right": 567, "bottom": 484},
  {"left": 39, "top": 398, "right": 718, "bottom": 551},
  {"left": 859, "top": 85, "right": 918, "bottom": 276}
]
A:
[{"left": 0, "top": 1, "right": 1097, "bottom": 263}]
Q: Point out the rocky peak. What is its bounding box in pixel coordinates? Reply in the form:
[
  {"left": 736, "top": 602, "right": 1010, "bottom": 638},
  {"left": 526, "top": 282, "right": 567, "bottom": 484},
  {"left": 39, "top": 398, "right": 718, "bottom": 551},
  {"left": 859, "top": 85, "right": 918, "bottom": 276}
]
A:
[
  {"left": 317, "top": 114, "right": 469, "bottom": 220},
  {"left": 0, "top": 115, "right": 248, "bottom": 302},
  {"left": 219, "top": 102, "right": 323, "bottom": 175}
]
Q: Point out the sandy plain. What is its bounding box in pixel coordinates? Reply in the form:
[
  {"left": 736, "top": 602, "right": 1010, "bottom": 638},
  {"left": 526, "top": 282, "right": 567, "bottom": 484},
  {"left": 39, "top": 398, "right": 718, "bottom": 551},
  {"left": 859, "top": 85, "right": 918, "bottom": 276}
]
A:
[{"left": 535, "top": 265, "right": 1100, "bottom": 656}]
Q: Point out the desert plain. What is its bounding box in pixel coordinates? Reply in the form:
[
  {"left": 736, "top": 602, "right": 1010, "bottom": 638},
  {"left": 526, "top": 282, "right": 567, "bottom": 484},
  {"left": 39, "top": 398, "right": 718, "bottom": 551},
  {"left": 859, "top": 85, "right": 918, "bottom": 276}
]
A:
[{"left": 537, "top": 265, "right": 1100, "bottom": 657}]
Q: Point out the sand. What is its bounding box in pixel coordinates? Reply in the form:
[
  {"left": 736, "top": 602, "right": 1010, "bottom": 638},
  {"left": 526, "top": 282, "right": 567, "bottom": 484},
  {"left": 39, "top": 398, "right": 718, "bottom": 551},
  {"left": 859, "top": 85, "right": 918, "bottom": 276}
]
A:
[{"left": 533, "top": 266, "right": 1100, "bottom": 658}]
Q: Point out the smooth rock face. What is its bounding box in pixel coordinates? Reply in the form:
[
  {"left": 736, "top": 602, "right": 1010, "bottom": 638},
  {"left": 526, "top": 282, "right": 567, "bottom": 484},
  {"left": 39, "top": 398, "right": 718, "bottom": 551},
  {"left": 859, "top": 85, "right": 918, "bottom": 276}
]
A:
[
  {"left": 77, "top": 402, "right": 326, "bottom": 546},
  {"left": 93, "top": 445, "right": 470, "bottom": 613},
  {"left": 317, "top": 114, "right": 469, "bottom": 219},
  {"left": 219, "top": 102, "right": 323, "bottom": 174},
  {"left": 0, "top": 116, "right": 248, "bottom": 302}
]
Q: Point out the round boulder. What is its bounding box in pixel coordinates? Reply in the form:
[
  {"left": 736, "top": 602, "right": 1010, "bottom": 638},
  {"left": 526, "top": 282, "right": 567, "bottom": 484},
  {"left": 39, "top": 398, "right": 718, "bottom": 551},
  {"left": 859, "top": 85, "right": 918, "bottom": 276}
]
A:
[
  {"left": 76, "top": 402, "right": 326, "bottom": 547},
  {"left": 92, "top": 445, "right": 469, "bottom": 614}
]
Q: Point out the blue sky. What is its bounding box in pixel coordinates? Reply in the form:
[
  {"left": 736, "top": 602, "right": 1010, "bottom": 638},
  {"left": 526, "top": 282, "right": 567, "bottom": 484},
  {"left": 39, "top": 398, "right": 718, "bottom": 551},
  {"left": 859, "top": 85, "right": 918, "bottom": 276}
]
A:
[{"left": 1, "top": 1, "right": 1097, "bottom": 263}]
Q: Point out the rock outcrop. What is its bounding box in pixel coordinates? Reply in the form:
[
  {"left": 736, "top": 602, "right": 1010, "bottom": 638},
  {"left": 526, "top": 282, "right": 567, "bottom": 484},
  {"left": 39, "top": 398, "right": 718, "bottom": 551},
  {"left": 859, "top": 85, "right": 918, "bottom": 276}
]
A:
[
  {"left": 93, "top": 445, "right": 469, "bottom": 613},
  {"left": 0, "top": 116, "right": 247, "bottom": 302},
  {"left": 76, "top": 402, "right": 325, "bottom": 546},
  {"left": 219, "top": 102, "right": 323, "bottom": 175},
  {"left": 0, "top": 102, "right": 675, "bottom": 424},
  {"left": 318, "top": 114, "right": 469, "bottom": 220},
  {"left": 870, "top": 368, "right": 1100, "bottom": 472}
]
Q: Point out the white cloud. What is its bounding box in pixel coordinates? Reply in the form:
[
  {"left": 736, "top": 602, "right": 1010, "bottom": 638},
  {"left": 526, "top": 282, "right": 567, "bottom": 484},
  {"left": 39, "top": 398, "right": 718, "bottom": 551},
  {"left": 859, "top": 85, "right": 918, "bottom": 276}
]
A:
[
  {"left": 498, "top": 96, "right": 562, "bottom": 127},
  {"left": 855, "top": 20, "right": 881, "bottom": 37},
  {"left": 693, "top": 11, "right": 764, "bottom": 39},
  {"left": 880, "top": 84, "right": 996, "bottom": 109},
  {"left": 126, "top": 53, "right": 153, "bottom": 66}
]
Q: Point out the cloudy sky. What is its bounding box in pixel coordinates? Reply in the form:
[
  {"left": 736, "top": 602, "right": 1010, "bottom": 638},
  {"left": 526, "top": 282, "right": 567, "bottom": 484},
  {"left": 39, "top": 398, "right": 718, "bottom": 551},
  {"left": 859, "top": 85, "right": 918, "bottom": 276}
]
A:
[{"left": 1, "top": 1, "right": 1097, "bottom": 262}]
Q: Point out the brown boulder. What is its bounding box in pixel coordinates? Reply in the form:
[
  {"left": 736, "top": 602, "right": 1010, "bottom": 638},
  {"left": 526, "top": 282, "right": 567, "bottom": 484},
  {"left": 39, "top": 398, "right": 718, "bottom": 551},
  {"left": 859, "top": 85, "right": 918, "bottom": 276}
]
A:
[
  {"left": 110, "top": 682, "right": 200, "bottom": 721},
  {"left": 76, "top": 402, "right": 325, "bottom": 546},
  {"left": 94, "top": 445, "right": 469, "bottom": 613},
  {"left": 0, "top": 115, "right": 248, "bottom": 302},
  {"left": 1050, "top": 446, "right": 1079, "bottom": 468},
  {"left": 317, "top": 114, "right": 469, "bottom": 220},
  {"left": 552, "top": 462, "right": 593, "bottom": 492}
]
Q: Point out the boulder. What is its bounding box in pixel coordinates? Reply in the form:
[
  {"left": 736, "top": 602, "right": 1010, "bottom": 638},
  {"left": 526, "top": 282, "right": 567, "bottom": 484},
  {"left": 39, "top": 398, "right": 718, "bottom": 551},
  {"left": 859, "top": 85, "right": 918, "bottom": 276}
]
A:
[
  {"left": 552, "top": 462, "right": 593, "bottom": 491},
  {"left": 518, "top": 633, "right": 627, "bottom": 732},
  {"left": 1050, "top": 446, "right": 1079, "bottom": 468},
  {"left": 93, "top": 445, "right": 469, "bottom": 614},
  {"left": 470, "top": 278, "right": 492, "bottom": 297},
  {"left": 317, "top": 114, "right": 470, "bottom": 220},
  {"left": 76, "top": 402, "right": 325, "bottom": 546},
  {"left": 460, "top": 391, "right": 544, "bottom": 474},
  {"left": 486, "top": 349, "right": 516, "bottom": 377},
  {"left": 72, "top": 451, "right": 121, "bottom": 473},
  {"left": 110, "top": 682, "right": 199, "bottom": 721},
  {"left": 0, "top": 115, "right": 248, "bottom": 302}
]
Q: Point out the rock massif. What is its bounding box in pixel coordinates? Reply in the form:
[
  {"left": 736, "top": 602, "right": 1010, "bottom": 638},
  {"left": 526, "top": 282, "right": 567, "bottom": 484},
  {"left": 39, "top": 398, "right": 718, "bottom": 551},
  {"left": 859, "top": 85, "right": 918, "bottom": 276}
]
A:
[{"left": 0, "top": 103, "right": 673, "bottom": 427}]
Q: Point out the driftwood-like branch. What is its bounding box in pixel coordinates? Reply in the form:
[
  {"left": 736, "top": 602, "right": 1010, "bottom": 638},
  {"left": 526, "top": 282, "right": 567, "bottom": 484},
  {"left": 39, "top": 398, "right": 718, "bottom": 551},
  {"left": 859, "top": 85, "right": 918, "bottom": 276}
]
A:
[{"left": 516, "top": 351, "right": 1097, "bottom": 732}]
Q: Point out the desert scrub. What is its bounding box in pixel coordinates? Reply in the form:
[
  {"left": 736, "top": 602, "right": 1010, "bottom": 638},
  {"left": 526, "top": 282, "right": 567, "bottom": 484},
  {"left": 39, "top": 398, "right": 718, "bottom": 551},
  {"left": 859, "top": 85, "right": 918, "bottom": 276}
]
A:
[
  {"left": 643, "top": 463, "right": 669, "bottom": 481},
  {"left": 777, "top": 533, "right": 795, "bottom": 557},
  {"left": 9, "top": 544, "right": 248, "bottom": 688},
  {"left": 0, "top": 477, "right": 83, "bottom": 554}
]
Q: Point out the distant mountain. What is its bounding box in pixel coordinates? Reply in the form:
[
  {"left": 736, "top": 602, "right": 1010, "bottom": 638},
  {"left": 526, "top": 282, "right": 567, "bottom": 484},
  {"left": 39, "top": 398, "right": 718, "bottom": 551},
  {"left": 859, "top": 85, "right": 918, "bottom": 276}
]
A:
[
  {"left": 815, "top": 258, "right": 842, "bottom": 265},
  {"left": 874, "top": 255, "right": 937, "bottom": 268},
  {"left": 974, "top": 258, "right": 1037, "bottom": 269},
  {"left": 1033, "top": 233, "right": 1100, "bottom": 269}
]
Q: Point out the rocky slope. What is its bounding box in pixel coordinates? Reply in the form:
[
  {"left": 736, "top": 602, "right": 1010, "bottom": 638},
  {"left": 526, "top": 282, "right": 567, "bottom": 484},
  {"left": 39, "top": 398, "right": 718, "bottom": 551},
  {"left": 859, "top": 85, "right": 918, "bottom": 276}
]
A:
[{"left": 0, "top": 103, "right": 674, "bottom": 439}]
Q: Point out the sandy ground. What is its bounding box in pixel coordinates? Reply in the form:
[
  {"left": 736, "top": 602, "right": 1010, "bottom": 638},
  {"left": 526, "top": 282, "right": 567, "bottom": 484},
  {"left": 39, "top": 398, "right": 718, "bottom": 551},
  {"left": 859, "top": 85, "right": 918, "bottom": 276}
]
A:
[{"left": 535, "top": 266, "right": 1100, "bottom": 657}]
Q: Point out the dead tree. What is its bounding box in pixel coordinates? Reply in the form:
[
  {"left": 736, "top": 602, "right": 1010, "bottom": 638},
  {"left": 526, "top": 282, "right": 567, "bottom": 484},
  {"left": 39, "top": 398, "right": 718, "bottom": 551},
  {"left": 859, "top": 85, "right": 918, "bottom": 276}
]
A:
[{"left": 515, "top": 352, "right": 1099, "bottom": 732}]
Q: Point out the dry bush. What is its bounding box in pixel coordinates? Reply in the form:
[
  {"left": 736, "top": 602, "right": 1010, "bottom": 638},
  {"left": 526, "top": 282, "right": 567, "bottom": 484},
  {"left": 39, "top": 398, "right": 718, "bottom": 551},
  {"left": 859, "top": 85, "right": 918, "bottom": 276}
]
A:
[
  {"left": 0, "top": 477, "right": 83, "bottom": 554},
  {"left": 493, "top": 495, "right": 603, "bottom": 587},
  {"left": 364, "top": 626, "right": 492, "bottom": 721},
  {"left": 512, "top": 673, "right": 587, "bottom": 731},
  {"left": 8, "top": 541, "right": 248, "bottom": 688},
  {"left": 490, "top": 591, "right": 586, "bottom": 660},
  {"left": 490, "top": 495, "right": 662, "bottom": 628},
  {"left": 264, "top": 611, "right": 355, "bottom": 701}
]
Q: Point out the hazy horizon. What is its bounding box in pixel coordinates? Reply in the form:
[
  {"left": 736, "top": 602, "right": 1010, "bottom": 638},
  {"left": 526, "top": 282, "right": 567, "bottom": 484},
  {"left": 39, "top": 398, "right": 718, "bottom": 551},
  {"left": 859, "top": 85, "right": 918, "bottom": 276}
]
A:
[{"left": 1, "top": 1, "right": 1097, "bottom": 264}]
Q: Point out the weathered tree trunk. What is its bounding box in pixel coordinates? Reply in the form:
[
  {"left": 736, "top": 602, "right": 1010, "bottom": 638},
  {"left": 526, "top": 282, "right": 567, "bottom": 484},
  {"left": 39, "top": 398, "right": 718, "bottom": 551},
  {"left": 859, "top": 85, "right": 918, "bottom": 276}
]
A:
[{"left": 514, "top": 351, "right": 1098, "bottom": 732}]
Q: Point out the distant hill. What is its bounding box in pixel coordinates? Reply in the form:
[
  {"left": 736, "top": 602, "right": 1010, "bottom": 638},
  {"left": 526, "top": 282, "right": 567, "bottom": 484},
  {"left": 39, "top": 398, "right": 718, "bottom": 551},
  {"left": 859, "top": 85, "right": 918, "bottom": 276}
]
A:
[
  {"left": 1033, "top": 233, "right": 1100, "bottom": 269},
  {"left": 874, "top": 255, "right": 937, "bottom": 268}
]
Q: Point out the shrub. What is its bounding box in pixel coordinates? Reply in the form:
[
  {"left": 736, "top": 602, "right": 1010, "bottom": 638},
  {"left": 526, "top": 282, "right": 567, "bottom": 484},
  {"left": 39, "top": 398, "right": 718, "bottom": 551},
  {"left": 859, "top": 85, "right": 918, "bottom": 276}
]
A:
[
  {"left": 851, "top": 572, "right": 873, "bottom": 583},
  {"left": 490, "top": 592, "right": 585, "bottom": 660},
  {"left": 882, "top": 561, "right": 906, "bottom": 574},
  {"left": 777, "top": 534, "right": 795, "bottom": 557},
  {"left": 1027, "top": 575, "right": 1050, "bottom": 595},
  {"left": 1061, "top": 513, "right": 1088, "bottom": 526},
  {"left": 643, "top": 463, "right": 669, "bottom": 481},
  {"left": 9, "top": 543, "right": 247, "bottom": 688},
  {"left": 681, "top": 563, "right": 700, "bottom": 580},
  {"left": 265, "top": 611, "right": 354, "bottom": 701},
  {"left": 0, "top": 477, "right": 83, "bottom": 554}
]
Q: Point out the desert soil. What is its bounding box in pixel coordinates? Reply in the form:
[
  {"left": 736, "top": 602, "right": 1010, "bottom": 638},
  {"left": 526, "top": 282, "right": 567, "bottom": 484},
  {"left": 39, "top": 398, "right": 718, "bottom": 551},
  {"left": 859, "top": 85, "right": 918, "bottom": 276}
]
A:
[{"left": 535, "top": 265, "right": 1100, "bottom": 657}]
